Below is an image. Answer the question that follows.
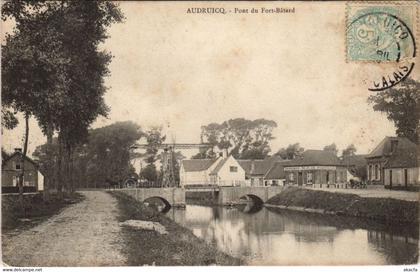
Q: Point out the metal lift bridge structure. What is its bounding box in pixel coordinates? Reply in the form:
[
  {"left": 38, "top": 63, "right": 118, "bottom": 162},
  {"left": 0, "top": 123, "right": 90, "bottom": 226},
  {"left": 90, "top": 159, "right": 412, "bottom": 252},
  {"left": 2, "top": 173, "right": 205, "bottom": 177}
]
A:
[{"left": 130, "top": 143, "right": 212, "bottom": 187}]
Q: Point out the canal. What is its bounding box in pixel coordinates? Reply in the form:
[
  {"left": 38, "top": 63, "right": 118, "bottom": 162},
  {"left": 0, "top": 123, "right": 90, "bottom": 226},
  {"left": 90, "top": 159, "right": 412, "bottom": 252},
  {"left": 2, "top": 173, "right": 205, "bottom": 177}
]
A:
[{"left": 164, "top": 203, "right": 419, "bottom": 265}]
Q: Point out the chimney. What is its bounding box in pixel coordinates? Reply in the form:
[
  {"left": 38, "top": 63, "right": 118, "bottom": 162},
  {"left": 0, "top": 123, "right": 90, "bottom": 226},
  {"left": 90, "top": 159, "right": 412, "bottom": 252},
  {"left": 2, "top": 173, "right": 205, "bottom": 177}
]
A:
[
  {"left": 14, "top": 148, "right": 22, "bottom": 153},
  {"left": 222, "top": 149, "right": 228, "bottom": 158}
]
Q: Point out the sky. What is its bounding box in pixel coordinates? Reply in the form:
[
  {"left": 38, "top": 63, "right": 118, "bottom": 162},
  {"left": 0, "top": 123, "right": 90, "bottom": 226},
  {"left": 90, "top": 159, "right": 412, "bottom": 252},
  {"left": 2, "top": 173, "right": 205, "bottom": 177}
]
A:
[{"left": 2, "top": 2, "right": 418, "bottom": 157}]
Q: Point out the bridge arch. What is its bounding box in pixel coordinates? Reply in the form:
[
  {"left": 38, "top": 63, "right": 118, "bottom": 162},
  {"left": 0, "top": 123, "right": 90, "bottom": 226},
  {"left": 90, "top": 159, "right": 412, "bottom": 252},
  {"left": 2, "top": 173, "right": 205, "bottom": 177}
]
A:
[
  {"left": 143, "top": 196, "right": 172, "bottom": 213},
  {"left": 239, "top": 194, "right": 264, "bottom": 205},
  {"left": 217, "top": 186, "right": 284, "bottom": 205},
  {"left": 239, "top": 194, "right": 264, "bottom": 213}
]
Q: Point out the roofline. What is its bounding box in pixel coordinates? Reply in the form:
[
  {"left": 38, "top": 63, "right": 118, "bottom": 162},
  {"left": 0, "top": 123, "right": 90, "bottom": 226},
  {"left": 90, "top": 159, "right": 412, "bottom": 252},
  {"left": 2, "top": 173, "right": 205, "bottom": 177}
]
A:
[
  {"left": 284, "top": 163, "right": 345, "bottom": 167},
  {"left": 384, "top": 165, "right": 419, "bottom": 169},
  {"left": 2, "top": 152, "right": 39, "bottom": 167}
]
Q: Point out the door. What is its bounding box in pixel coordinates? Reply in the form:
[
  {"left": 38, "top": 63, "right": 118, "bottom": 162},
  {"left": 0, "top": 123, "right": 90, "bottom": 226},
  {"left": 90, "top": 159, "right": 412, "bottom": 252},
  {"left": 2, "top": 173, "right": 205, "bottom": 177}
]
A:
[
  {"left": 298, "top": 172, "right": 303, "bottom": 186},
  {"left": 389, "top": 169, "right": 393, "bottom": 188},
  {"left": 404, "top": 169, "right": 408, "bottom": 188}
]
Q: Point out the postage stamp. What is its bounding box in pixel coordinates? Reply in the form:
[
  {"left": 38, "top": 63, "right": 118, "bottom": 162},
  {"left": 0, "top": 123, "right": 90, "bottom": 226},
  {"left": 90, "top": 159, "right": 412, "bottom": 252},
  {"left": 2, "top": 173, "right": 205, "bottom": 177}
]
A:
[
  {"left": 346, "top": 3, "right": 417, "bottom": 91},
  {"left": 346, "top": 4, "right": 416, "bottom": 62}
]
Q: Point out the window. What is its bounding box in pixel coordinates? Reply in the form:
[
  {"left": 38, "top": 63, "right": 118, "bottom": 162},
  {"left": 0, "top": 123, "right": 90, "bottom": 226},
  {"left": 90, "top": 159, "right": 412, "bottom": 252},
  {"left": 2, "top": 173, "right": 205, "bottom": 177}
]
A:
[
  {"left": 375, "top": 165, "right": 379, "bottom": 180},
  {"left": 390, "top": 140, "right": 398, "bottom": 153},
  {"left": 230, "top": 166, "right": 238, "bottom": 172},
  {"left": 307, "top": 172, "right": 313, "bottom": 183},
  {"left": 15, "top": 164, "right": 21, "bottom": 170},
  {"left": 289, "top": 173, "right": 294, "bottom": 181}
]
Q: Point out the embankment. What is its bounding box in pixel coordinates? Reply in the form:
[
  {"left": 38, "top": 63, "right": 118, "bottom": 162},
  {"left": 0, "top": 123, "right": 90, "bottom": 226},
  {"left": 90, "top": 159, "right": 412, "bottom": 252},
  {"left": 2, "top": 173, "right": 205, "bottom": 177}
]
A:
[
  {"left": 265, "top": 187, "right": 418, "bottom": 223},
  {"left": 109, "top": 191, "right": 241, "bottom": 266}
]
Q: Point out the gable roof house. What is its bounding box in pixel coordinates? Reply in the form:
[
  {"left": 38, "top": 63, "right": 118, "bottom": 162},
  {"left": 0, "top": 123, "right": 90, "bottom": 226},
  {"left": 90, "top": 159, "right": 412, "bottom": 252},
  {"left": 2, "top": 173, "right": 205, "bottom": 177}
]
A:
[
  {"left": 283, "top": 150, "right": 348, "bottom": 188},
  {"left": 180, "top": 154, "right": 246, "bottom": 187},
  {"left": 237, "top": 156, "right": 283, "bottom": 186},
  {"left": 179, "top": 158, "right": 219, "bottom": 187},
  {"left": 382, "top": 144, "right": 419, "bottom": 189},
  {"left": 209, "top": 155, "right": 246, "bottom": 187},
  {"left": 263, "top": 160, "right": 292, "bottom": 186},
  {"left": 2, "top": 148, "right": 44, "bottom": 193},
  {"left": 366, "top": 136, "right": 417, "bottom": 185}
]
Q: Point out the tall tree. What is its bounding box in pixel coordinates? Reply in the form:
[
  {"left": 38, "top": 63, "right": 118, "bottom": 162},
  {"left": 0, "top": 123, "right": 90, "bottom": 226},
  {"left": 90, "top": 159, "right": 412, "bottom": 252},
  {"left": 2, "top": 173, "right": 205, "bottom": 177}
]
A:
[
  {"left": 2, "top": 1, "right": 124, "bottom": 196},
  {"left": 323, "top": 143, "right": 338, "bottom": 156},
  {"left": 342, "top": 144, "right": 357, "bottom": 157},
  {"left": 198, "top": 118, "right": 277, "bottom": 159},
  {"left": 275, "top": 143, "right": 304, "bottom": 160},
  {"left": 140, "top": 127, "right": 166, "bottom": 184},
  {"left": 368, "top": 78, "right": 420, "bottom": 144},
  {"left": 33, "top": 121, "right": 143, "bottom": 189},
  {"left": 1, "top": 108, "right": 18, "bottom": 131}
]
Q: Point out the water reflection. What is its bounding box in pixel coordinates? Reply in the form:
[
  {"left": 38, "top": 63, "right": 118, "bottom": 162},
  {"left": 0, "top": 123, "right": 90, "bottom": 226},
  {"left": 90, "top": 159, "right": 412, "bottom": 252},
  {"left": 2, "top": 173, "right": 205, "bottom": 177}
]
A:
[{"left": 166, "top": 205, "right": 419, "bottom": 265}]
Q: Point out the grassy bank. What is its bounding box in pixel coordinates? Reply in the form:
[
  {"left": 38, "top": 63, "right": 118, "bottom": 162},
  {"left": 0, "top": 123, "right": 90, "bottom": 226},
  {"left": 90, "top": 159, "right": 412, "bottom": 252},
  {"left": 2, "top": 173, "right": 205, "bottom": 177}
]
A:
[
  {"left": 109, "top": 191, "right": 242, "bottom": 266},
  {"left": 2, "top": 192, "right": 84, "bottom": 231},
  {"left": 266, "top": 187, "right": 418, "bottom": 223}
]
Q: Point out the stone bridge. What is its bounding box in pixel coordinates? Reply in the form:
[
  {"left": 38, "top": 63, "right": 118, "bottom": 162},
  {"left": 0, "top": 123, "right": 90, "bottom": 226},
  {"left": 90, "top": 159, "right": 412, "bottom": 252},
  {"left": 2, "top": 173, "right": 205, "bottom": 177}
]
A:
[
  {"left": 217, "top": 186, "right": 284, "bottom": 205},
  {"left": 118, "top": 188, "right": 185, "bottom": 208}
]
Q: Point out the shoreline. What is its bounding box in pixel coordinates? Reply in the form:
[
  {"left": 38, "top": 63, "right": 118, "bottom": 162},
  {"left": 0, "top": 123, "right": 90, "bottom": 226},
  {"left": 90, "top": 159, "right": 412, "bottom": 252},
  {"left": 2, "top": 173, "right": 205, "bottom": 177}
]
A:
[
  {"left": 109, "top": 191, "right": 242, "bottom": 266},
  {"left": 265, "top": 187, "right": 419, "bottom": 224}
]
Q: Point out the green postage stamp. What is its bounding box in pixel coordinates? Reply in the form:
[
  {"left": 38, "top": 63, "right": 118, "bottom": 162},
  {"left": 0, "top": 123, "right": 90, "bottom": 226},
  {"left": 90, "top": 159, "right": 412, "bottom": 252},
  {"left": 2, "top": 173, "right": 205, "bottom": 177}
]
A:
[
  {"left": 346, "top": 4, "right": 416, "bottom": 62},
  {"left": 346, "top": 2, "right": 417, "bottom": 91}
]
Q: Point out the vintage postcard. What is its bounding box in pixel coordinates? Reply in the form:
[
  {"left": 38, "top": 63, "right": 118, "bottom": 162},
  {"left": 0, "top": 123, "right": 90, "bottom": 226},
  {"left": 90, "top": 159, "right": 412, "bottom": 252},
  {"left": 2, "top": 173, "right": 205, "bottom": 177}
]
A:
[{"left": 1, "top": 0, "right": 419, "bottom": 269}]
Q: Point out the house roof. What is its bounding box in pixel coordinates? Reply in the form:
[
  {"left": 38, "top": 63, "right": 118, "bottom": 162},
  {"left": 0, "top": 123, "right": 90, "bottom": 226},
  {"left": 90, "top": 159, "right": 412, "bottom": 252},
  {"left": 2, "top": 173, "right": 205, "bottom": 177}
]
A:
[
  {"left": 2, "top": 151, "right": 39, "bottom": 168},
  {"left": 287, "top": 150, "right": 342, "bottom": 166},
  {"left": 209, "top": 157, "right": 229, "bottom": 175},
  {"left": 367, "top": 137, "right": 416, "bottom": 158},
  {"left": 341, "top": 154, "right": 367, "bottom": 168},
  {"left": 181, "top": 159, "right": 217, "bottom": 172},
  {"left": 385, "top": 147, "right": 419, "bottom": 168},
  {"left": 237, "top": 157, "right": 282, "bottom": 176},
  {"left": 264, "top": 161, "right": 291, "bottom": 179}
]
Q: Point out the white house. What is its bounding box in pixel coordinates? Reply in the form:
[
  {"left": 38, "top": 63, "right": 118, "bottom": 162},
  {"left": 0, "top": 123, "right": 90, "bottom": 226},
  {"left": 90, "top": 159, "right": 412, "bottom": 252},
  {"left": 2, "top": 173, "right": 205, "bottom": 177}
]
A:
[
  {"left": 209, "top": 155, "right": 246, "bottom": 186},
  {"left": 179, "top": 157, "right": 220, "bottom": 187},
  {"left": 179, "top": 155, "right": 246, "bottom": 187}
]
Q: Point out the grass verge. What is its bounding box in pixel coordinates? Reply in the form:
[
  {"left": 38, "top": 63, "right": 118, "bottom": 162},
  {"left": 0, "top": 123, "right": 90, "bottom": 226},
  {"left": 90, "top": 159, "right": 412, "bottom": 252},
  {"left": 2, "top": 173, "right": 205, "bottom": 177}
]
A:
[
  {"left": 266, "top": 187, "right": 418, "bottom": 223},
  {"left": 109, "top": 191, "right": 242, "bottom": 266},
  {"left": 2, "top": 192, "right": 85, "bottom": 231}
]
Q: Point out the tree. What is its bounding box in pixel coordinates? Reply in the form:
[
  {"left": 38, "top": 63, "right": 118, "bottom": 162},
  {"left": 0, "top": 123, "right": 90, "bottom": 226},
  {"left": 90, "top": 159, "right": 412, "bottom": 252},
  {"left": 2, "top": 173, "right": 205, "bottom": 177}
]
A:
[
  {"left": 275, "top": 143, "right": 304, "bottom": 160},
  {"left": 323, "top": 143, "right": 338, "bottom": 156},
  {"left": 1, "top": 108, "right": 18, "bottom": 131},
  {"left": 2, "top": 1, "right": 124, "bottom": 196},
  {"left": 140, "top": 164, "right": 158, "bottom": 183},
  {"left": 368, "top": 78, "right": 420, "bottom": 144},
  {"left": 33, "top": 121, "right": 143, "bottom": 189},
  {"left": 342, "top": 144, "right": 357, "bottom": 157},
  {"left": 140, "top": 127, "right": 165, "bottom": 185},
  {"left": 198, "top": 118, "right": 277, "bottom": 159},
  {"left": 2, "top": 148, "right": 11, "bottom": 164}
]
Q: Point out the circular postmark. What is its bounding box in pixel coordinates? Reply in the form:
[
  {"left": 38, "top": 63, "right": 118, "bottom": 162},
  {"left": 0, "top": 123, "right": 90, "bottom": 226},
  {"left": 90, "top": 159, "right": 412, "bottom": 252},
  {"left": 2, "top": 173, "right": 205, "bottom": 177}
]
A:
[{"left": 347, "top": 12, "right": 416, "bottom": 91}]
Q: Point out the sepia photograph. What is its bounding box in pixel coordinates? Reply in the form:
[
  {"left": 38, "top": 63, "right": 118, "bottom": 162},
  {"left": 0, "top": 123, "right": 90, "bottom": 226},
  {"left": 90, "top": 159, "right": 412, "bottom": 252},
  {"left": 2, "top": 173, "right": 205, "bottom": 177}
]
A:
[{"left": 1, "top": 0, "right": 419, "bottom": 269}]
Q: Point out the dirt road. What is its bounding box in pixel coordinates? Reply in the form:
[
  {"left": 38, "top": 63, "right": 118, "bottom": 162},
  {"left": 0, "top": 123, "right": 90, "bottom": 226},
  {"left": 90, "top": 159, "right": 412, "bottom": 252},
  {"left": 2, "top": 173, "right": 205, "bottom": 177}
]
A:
[{"left": 2, "top": 191, "right": 127, "bottom": 266}]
